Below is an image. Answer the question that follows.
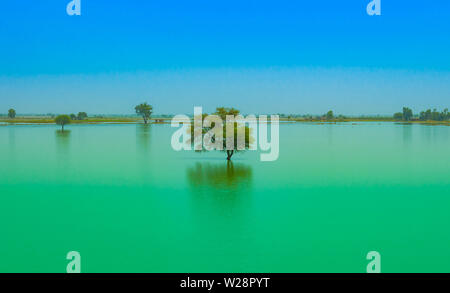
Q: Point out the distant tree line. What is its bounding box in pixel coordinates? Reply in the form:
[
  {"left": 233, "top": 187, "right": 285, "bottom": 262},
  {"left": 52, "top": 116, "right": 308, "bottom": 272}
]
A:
[
  {"left": 419, "top": 108, "right": 449, "bottom": 121},
  {"left": 8, "top": 109, "right": 16, "bottom": 119},
  {"left": 70, "top": 112, "right": 88, "bottom": 120},
  {"left": 394, "top": 107, "right": 449, "bottom": 121}
]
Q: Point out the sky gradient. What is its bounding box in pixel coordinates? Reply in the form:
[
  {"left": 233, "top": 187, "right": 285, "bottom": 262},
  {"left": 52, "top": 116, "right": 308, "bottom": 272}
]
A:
[{"left": 1, "top": 0, "right": 449, "bottom": 115}]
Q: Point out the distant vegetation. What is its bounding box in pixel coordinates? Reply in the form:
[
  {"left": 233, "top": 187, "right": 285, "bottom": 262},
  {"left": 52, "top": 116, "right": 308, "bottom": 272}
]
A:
[
  {"left": 393, "top": 107, "right": 413, "bottom": 121},
  {"left": 419, "top": 108, "right": 449, "bottom": 121},
  {"left": 394, "top": 107, "right": 449, "bottom": 122},
  {"left": 8, "top": 109, "right": 16, "bottom": 119},
  {"left": 55, "top": 115, "right": 71, "bottom": 131},
  {"left": 70, "top": 112, "right": 88, "bottom": 121},
  {"left": 2, "top": 105, "right": 449, "bottom": 125},
  {"left": 326, "top": 110, "right": 334, "bottom": 120}
]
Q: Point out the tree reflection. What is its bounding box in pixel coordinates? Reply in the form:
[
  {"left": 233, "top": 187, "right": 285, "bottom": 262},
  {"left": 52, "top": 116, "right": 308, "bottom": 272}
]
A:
[
  {"left": 55, "top": 130, "right": 71, "bottom": 152},
  {"left": 402, "top": 124, "right": 412, "bottom": 146},
  {"left": 55, "top": 130, "right": 71, "bottom": 169},
  {"left": 186, "top": 161, "right": 253, "bottom": 204},
  {"left": 136, "top": 124, "right": 151, "bottom": 154}
]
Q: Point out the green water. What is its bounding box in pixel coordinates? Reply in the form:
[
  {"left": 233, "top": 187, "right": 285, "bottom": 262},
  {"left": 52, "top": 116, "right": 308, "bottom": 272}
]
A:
[{"left": 0, "top": 123, "right": 449, "bottom": 273}]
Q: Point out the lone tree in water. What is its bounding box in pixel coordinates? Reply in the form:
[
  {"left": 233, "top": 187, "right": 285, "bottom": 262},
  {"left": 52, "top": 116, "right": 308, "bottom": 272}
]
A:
[
  {"left": 55, "top": 115, "right": 71, "bottom": 131},
  {"left": 135, "top": 103, "right": 153, "bottom": 124},
  {"left": 8, "top": 109, "right": 16, "bottom": 119},
  {"left": 191, "top": 107, "right": 253, "bottom": 161}
]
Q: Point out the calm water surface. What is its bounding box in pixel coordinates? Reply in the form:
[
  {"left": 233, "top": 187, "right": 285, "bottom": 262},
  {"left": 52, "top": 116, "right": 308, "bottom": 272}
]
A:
[{"left": 0, "top": 123, "right": 449, "bottom": 272}]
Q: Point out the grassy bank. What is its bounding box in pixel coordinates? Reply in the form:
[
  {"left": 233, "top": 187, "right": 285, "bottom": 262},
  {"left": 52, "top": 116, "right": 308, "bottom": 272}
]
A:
[
  {"left": 0, "top": 117, "right": 171, "bottom": 124},
  {"left": 283, "top": 117, "right": 450, "bottom": 125},
  {"left": 1, "top": 116, "right": 448, "bottom": 126}
]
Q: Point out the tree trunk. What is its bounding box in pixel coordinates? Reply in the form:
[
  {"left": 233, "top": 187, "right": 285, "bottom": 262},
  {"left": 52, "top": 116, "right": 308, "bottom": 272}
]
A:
[
  {"left": 62, "top": 125, "right": 64, "bottom": 131},
  {"left": 143, "top": 117, "right": 148, "bottom": 124},
  {"left": 226, "top": 150, "right": 234, "bottom": 160}
]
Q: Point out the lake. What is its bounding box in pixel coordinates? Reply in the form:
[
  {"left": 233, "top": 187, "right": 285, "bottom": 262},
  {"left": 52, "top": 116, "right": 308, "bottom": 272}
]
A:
[{"left": 0, "top": 122, "right": 449, "bottom": 272}]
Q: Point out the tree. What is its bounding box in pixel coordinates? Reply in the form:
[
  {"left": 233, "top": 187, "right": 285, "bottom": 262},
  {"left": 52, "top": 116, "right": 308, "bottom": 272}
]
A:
[
  {"left": 191, "top": 107, "right": 253, "bottom": 161},
  {"left": 444, "top": 108, "right": 450, "bottom": 121},
  {"left": 326, "top": 110, "right": 334, "bottom": 120},
  {"left": 419, "top": 108, "right": 449, "bottom": 121},
  {"left": 431, "top": 108, "right": 440, "bottom": 121},
  {"left": 215, "top": 107, "right": 239, "bottom": 120},
  {"left": 70, "top": 114, "right": 77, "bottom": 120},
  {"left": 8, "top": 109, "right": 16, "bottom": 119},
  {"left": 402, "top": 107, "right": 413, "bottom": 121},
  {"left": 135, "top": 103, "right": 153, "bottom": 124},
  {"left": 393, "top": 112, "right": 403, "bottom": 120},
  {"left": 55, "top": 115, "right": 71, "bottom": 131},
  {"left": 77, "top": 112, "right": 88, "bottom": 120}
]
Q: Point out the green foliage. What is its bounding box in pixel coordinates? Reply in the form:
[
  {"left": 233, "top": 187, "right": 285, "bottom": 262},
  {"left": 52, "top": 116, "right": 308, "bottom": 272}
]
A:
[
  {"left": 55, "top": 115, "right": 71, "bottom": 130},
  {"left": 135, "top": 103, "right": 153, "bottom": 124},
  {"left": 8, "top": 109, "right": 16, "bottom": 119},
  {"left": 191, "top": 107, "right": 254, "bottom": 160},
  {"left": 70, "top": 113, "right": 77, "bottom": 120},
  {"left": 214, "top": 107, "right": 240, "bottom": 121},
  {"left": 419, "top": 108, "right": 449, "bottom": 121},
  {"left": 393, "top": 112, "right": 403, "bottom": 120},
  {"left": 77, "top": 112, "right": 88, "bottom": 120},
  {"left": 326, "top": 110, "right": 334, "bottom": 120},
  {"left": 402, "top": 107, "right": 413, "bottom": 121}
]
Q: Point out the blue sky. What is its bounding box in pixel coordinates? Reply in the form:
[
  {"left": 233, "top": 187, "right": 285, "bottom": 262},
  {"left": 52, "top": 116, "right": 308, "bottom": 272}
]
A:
[{"left": 0, "top": 0, "right": 449, "bottom": 115}]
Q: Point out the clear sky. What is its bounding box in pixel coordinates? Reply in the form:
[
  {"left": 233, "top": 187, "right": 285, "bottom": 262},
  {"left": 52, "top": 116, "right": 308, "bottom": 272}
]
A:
[{"left": 0, "top": 0, "right": 449, "bottom": 115}]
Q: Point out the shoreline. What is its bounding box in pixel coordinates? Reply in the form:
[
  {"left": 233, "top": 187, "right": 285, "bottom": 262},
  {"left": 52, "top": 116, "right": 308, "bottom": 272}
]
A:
[{"left": 1, "top": 117, "right": 449, "bottom": 126}]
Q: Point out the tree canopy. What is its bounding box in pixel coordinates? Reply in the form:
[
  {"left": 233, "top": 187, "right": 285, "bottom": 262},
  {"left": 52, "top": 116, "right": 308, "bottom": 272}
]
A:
[
  {"left": 77, "top": 112, "right": 88, "bottom": 120},
  {"left": 393, "top": 112, "right": 403, "bottom": 121},
  {"left": 402, "top": 107, "right": 413, "bottom": 121},
  {"left": 394, "top": 107, "right": 449, "bottom": 121},
  {"left": 419, "top": 108, "right": 449, "bottom": 121},
  {"left": 214, "top": 107, "right": 240, "bottom": 120},
  {"left": 135, "top": 103, "right": 153, "bottom": 124},
  {"left": 326, "top": 110, "right": 334, "bottom": 120},
  {"left": 191, "top": 107, "right": 254, "bottom": 160},
  {"left": 55, "top": 115, "right": 71, "bottom": 131},
  {"left": 8, "top": 109, "right": 16, "bottom": 119},
  {"left": 393, "top": 107, "right": 413, "bottom": 121}
]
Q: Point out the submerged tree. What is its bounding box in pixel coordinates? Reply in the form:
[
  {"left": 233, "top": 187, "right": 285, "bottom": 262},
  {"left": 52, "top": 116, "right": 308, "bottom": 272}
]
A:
[
  {"left": 190, "top": 107, "right": 254, "bottom": 160},
  {"left": 55, "top": 115, "right": 71, "bottom": 131},
  {"left": 8, "top": 109, "right": 16, "bottom": 119},
  {"left": 135, "top": 103, "right": 153, "bottom": 124}
]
